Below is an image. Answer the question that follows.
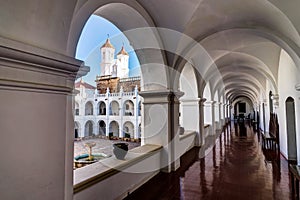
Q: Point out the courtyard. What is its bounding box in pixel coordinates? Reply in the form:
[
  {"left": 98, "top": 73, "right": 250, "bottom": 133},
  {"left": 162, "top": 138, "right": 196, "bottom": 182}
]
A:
[{"left": 74, "top": 137, "right": 141, "bottom": 158}]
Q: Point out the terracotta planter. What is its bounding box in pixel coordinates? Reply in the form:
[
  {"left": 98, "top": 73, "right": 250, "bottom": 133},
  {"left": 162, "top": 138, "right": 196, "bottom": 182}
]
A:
[{"left": 113, "top": 143, "right": 129, "bottom": 160}]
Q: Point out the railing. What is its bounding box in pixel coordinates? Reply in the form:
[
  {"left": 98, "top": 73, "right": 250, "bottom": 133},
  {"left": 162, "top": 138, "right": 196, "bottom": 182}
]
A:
[
  {"left": 119, "top": 76, "right": 141, "bottom": 82},
  {"left": 110, "top": 93, "right": 119, "bottom": 97},
  {"left": 123, "top": 92, "right": 135, "bottom": 96}
]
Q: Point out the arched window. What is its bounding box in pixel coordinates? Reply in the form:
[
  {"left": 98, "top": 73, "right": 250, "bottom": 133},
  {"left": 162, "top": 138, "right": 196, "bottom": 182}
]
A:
[
  {"left": 75, "top": 102, "right": 80, "bottom": 115},
  {"left": 85, "top": 102, "right": 93, "bottom": 115},
  {"left": 109, "top": 101, "right": 119, "bottom": 115},
  {"left": 123, "top": 121, "right": 134, "bottom": 138},
  {"left": 123, "top": 100, "right": 134, "bottom": 116},
  {"left": 109, "top": 121, "right": 119, "bottom": 137},
  {"left": 75, "top": 121, "right": 80, "bottom": 138},
  {"left": 84, "top": 121, "right": 94, "bottom": 137},
  {"left": 98, "top": 120, "right": 106, "bottom": 135},
  {"left": 98, "top": 101, "right": 106, "bottom": 115},
  {"left": 138, "top": 101, "right": 141, "bottom": 116}
]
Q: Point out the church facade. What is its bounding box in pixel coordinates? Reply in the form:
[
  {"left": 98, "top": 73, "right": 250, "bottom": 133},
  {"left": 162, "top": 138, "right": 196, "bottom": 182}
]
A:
[{"left": 74, "top": 39, "right": 142, "bottom": 139}]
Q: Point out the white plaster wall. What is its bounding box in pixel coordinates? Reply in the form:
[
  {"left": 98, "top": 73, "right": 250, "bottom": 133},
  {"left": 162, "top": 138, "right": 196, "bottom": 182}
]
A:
[
  {"left": 0, "top": 0, "right": 76, "bottom": 55},
  {"left": 74, "top": 152, "right": 161, "bottom": 200},
  {"left": 277, "top": 49, "right": 300, "bottom": 161},
  {"left": 176, "top": 133, "right": 196, "bottom": 161},
  {"left": 0, "top": 90, "right": 68, "bottom": 200}
]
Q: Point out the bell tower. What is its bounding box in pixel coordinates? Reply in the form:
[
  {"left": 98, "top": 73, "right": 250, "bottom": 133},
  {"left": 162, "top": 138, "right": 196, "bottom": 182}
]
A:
[
  {"left": 116, "top": 45, "right": 129, "bottom": 78},
  {"left": 100, "top": 37, "right": 115, "bottom": 76}
]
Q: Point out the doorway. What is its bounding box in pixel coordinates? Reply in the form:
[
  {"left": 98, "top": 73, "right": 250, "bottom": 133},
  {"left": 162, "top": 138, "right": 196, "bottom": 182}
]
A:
[{"left": 286, "top": 97, "right": 297, "bottom": 163}]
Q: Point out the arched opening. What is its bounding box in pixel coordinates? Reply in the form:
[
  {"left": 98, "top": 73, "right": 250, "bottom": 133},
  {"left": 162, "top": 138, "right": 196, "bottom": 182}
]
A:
[
  {"left": 123, "top": 121, "right": 134, "bottom": 138},
  {"left": 203, "top": 83, "right": 212, "bottom": 125},
  {"left": 85, "top": 101, "right": 94, "bottom": 115},
  {"left": 179, "top": 63, "right": 198, "bottom": 131},
  {"left": 75, "top": 121, "right": 80, "bottom": 138},
  {"left": 214, "top": 92, "right": 220, "bottom": 127},
  {"left": 109, "top": 101, "right": 119, "bottom": 116},
  {"left": 109, "top": 121, "right": 119, "bottom": 137},
  {"left": 138, "top": 101, "right": 141, "bottom": 116},
  {"left": 138, "top": 123, "right": 141, "bottom": 138},
  {"left": 84, "top": 120, "right": 94, "bottom": 137},
  {"left": 285, "top": 97, "right": 297, "bottom": 163},
  {"left": 75, "top": 102, "right": 80, "bottom": 116},
  {"left": 123, "top": 100, "right": 134, "bottom": 116},
  {"left": 98, "top": 101, "right": 106, "bottom": 115},
  {"left": 98, "top": 120, "right": 106, "bottom": 136}
]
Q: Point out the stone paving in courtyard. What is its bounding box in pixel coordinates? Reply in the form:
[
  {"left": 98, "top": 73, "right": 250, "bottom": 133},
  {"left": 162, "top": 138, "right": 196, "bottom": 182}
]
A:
[{"left": 74, "top": 137, "right": 141, "bottom": 158}]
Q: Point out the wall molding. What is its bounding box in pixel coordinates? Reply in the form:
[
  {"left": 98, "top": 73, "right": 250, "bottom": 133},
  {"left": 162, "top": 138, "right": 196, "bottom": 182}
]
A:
[{"left": 0, "top": 38, "right": 89, "bottom": 94}]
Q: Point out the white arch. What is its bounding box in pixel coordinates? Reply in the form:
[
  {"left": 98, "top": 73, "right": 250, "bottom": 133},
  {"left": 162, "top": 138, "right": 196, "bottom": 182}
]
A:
[
  {"left": 74, "top": 121, "right": 81, "bottom": 138},
  {"left": 123, "top": 100, "right": 134, "bottom": 116},
  {"left": 84, "top": 120, "right": 94, "bottom": 137},
  {"left": 109, "top": 121, "right": 119, "bottom": 137},
  {"left": 98, "top": 120, "right": 106, "bottom": 136},
  {"left": 85, "top": 101, "right": 94, "bottom": 115},
  {"left": 97, "top": 101, "right": 106, "bottom": 115},
  {"left": 109, "top": 101, "right": 119, "bottom": 116},
  {"left": 123, "top": 121, "right": 135, "bottom": 138}
]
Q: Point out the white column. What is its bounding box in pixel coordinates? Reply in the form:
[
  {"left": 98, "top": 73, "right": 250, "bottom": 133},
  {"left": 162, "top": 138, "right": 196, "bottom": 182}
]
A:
[
  {"left": 105, "top": 88, "right": 110, "bottom": 137},
  {"left": 180, "top": 97, "right": 202, "bottom": 146},
  {"left": 119, "top": 87, "right": 124, "bottom": 138},
  {"left": 199, "top": 98, "right": 207, "bottom": 146},
  {"left": 204, "top": 101, "right": 216, "bottom": 135},
  {"left": 140, "top": 90, "right": 183, "bottom": 172},
  {"left": 180, "top": 98, "right": 200, "bottom": 131},
  {"left": 219, "top": 102, "right": 224, "bottom": 127},
  {"left": 215, "top": 102, "right": 220, "bottom": 130},
  {"left": 295, "top": 85, "right": 300, "bottom": 164},
  {"left": 0, "top": 43, "right": 85, "bottom": 200},
  {"left": 222, "top": 103, "right": 226, "bottom": 122},
  {"left": 134, "top": 86, "right": 139, "bottom": 139},
  {"left": 225, "top": 104, "right": 229, "bottom": 123}
]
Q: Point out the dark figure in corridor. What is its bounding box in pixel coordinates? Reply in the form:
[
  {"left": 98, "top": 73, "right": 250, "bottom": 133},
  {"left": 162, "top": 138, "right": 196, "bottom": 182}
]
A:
[{"left": 239, "top": 121, "right": 247, "bottom": 137}]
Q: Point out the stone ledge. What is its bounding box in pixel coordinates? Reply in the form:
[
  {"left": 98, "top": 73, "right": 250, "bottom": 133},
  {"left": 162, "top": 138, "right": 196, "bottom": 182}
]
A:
[
  {"left": 73, "top": 144, "right": 162, "bottom": 194},
  {"left": 179, "top": 131, "right": 196, "bottom": 141}
]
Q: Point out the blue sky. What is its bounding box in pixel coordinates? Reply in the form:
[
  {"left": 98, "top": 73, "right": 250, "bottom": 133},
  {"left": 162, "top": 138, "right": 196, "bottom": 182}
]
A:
[{"left": 76, "top": 15, "right": 140, "bottom": 86}]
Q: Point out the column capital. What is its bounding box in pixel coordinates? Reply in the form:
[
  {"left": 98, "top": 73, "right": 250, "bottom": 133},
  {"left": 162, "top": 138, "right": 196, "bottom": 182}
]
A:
[
  {"left": 271, "top": 94, "right": 279, "bottom": 108},
  {"left": 296, "top": 83, "right": 300, "bottom": 91},
  {"left": 199, "top": 98, "right": 206, "bottom": 106},
  {"left": 204, "top": 100, "right": 216, "bottom": 106},
  {"left": 271, "top": 94, "right": 279, "bottom": 100},
  {"left": 214, "top": 102, "right": 222, "bottom": 106},
  {"left": 180, "top": 97, "right": 201, "bottom": 102},
  {"left": 180, "top": 97, "right": 201, "bottom": 105},
  {"left": 200, "top": 98, "right": 207, "bottom": 103},
  {"left": 139, "top": 90, "right": 184, "bottom": 104}
]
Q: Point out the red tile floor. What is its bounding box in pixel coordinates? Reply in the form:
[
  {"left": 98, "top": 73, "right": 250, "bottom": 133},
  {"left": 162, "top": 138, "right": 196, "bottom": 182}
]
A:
[{"left": 124, "top": 122, "right": 292, "bottom": 200}]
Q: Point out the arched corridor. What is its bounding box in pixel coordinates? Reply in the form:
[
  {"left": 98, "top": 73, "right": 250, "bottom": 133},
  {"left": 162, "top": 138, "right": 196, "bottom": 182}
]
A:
[
  {"left": 125, "top": 123, "right": 291, "bottom": 200},
  {"left": 2, "top": 1, "right": 300, "bottom": 199}
]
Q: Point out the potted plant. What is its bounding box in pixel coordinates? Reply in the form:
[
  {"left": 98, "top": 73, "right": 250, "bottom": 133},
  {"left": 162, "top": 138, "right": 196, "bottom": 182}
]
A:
[{"left": 113, "top": 143, "right": 129, "bottom": 160}]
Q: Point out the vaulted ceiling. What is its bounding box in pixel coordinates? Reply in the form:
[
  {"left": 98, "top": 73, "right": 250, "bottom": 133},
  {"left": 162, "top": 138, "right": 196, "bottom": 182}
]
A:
[
  {"left": 1, "top": 0, "right": 300, "bottom": 105},
  {"left": 91, "top": 0, "right": 300, "bottom": 104}
]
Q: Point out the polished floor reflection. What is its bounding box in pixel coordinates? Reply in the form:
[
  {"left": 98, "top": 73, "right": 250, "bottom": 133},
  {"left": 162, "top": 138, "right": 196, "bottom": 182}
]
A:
[{"left": 125, "top": 123, "right": 291, "bottom": 200}]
